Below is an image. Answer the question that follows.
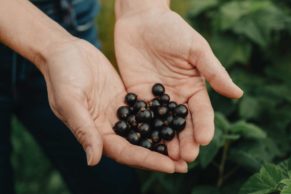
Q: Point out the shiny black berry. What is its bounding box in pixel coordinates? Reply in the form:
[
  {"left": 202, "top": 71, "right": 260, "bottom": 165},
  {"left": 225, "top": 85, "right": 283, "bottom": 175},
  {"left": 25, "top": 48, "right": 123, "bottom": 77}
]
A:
[
  {"left": 136, "top": 109, "right": 152, "bottom": 123},
  {"left": 117, "top": 106, "right": 131, "bottom": 120},
  {"left": 153, "top": 119, "right": 164, "bottom": 130},
  {"left": 164, "top": 115, "right": 174, "bottom": 126},
  {"left": 174, "top": 104, "right": 188, "bottom": 118},
  {"left": 160, "top": 94, "right": 170, "bottom": 105},
  {"left": 150, "top": 110, "right": 155, "bottom": 119},
  {"left": 137, "top": 123, "right": 151, "bottom": 137},
  {"left": 168, "top": 101, "right": 177, "bottom": 111},
  {"left": 157, "top": 106, "right": 169, "bottom": 118},
  {"left": 171, "top": 117, "right": 186, "bottom": 132},
  {"left": 113, "top": 121, "right": 129, "bottom": 136},
  {"left": 152, "top": 83, "right": 165, "bottom": 96},
  {"left": 127, "top": 131, "right": 141, "bottom": 145},
  {"left": 133, "top": 100, "right": 147, "bottom": 113},
  {"left": 149, "top": 98, "right": 161, "bottom": 111},
  {"left": 160, "top": 126, "right": 175, "bottom": 141},
  {"left": 150, "top": 130, "right": 161, "bottom": 144},
  {"left": 140, "top": 139, "right": 153, "bottom": 149},
  {"left": 125, "top": 93, "right": 137, "bottom": 106},
  {"left": 153, "top": 144, "right": 168, "bottom": 155},
  {"left": 127, "top": 115, "right": 137, "bottom": 128}
]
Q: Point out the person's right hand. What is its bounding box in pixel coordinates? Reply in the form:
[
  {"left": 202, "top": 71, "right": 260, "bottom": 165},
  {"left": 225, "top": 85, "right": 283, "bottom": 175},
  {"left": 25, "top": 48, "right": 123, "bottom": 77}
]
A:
[{"left": 39, "top": 38, "right": 187, "bottom": 173}]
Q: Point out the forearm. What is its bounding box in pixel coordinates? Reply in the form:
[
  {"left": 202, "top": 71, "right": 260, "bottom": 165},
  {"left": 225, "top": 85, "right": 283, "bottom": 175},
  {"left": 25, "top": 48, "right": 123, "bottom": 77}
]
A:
[
  {"left": 115, "top": 0, "right": 170, "bottom": 19},
  {"left": 0, "top": 0, "right": 73, "bottom": 73}
]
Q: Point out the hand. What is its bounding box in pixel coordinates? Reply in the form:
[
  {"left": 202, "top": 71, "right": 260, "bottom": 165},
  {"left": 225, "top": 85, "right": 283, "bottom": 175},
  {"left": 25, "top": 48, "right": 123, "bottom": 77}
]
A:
[
  {"left": 39, "top": 38, "right": 186, "bottom": 173},
  {"left": 115, "top": 8, "right": 243, "bottom": 162}
]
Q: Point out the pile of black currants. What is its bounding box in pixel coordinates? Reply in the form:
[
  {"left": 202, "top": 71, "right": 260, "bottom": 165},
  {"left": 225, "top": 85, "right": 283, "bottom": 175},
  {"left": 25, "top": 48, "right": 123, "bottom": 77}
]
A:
[{"left": 113, "top": 83, "right": 188, "bottom": 155}]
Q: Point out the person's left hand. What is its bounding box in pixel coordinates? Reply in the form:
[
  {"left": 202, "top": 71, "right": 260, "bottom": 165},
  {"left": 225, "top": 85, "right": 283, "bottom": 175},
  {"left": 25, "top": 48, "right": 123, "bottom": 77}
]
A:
[{"left": 115, "top": 7, "right": 243, "bottom": 162}]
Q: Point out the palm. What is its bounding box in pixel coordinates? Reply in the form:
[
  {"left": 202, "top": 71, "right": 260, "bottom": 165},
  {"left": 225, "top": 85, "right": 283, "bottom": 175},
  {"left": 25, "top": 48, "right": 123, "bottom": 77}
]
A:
[
  {"left": 43, "top": 39, "right": 185, "bottom": 172},
  {"left": 115, "top": 11, "right": 243, "bottom": 161}
]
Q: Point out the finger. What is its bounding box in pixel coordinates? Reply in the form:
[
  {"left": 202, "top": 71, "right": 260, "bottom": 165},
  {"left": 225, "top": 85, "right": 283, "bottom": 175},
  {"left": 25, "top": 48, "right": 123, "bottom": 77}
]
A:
[
  {"left": 165, "top": 137, "right": 180, "bottom": 160},
  {"left": 174, "top": 160, "right": 188, "bottom": 173},
  {"left": 55, "top": 98, "right": 103, "bottom": 166},
  {"left": 188, "top": 89, "right": 215, "bottom": 145},
  {"left": 179, "top": 114, "right": 200, "bottom": 162},
  {"left": 190, "top": 43, "right": 243, "bottom": 99},
  {"left": 102, "top": 133, "right": 176, "bottom": 173}
]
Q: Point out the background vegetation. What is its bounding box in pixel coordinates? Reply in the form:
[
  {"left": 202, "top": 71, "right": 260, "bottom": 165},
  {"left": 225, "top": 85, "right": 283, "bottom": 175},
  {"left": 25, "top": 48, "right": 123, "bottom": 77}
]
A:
[{"left": 11, "top": 0, "right": 291, "bottom": 193}]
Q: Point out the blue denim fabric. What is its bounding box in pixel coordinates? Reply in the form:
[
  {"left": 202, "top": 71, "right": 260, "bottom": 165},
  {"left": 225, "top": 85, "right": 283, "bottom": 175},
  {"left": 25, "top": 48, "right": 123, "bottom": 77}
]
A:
[{"left": 0, "top": 1, "right": 141, "bottom": 194}]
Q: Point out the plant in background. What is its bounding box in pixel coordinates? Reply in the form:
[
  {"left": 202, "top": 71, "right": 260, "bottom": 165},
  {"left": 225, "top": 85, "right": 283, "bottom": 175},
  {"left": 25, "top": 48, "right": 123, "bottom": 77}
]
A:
[
  {"left": 10, "top": 0, "right": 291, "bottom": 193},
  {"left": 141, "top": 0, "right": 291, "bottom": 193}
]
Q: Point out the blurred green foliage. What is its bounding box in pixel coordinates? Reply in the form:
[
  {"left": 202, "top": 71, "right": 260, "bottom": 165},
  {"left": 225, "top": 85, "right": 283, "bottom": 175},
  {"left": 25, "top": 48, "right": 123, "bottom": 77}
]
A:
[
  {"left": 11, "top": 0, "right": 291, "bottom": 194},
  {"left": 12, "top": 118, "right": 69, "bottom": 194},
  {"left": 141, "top": 0, "right": 291, "bottom": 194}
]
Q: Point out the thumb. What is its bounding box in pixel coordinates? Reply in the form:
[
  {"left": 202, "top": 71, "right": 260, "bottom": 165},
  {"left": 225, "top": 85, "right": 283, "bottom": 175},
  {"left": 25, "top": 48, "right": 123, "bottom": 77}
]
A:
[
  {"left": 190, "top": 41, "right": 243, "bottom": 99},
  {"left": 54, "top": 98, "right": 103, "bottom": 166}
]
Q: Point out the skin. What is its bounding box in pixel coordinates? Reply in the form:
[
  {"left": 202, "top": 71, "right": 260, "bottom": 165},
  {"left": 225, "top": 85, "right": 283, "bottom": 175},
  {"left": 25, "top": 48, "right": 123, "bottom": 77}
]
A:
[
  {"left": 0, "top": 0, "right": 187, "bottom": 173},
  {"left": 0, "top": 0, "right": 243, "bottom": 173},
  {"left": 42, "top": 39, "right": 186, "bottom": 173},
  {"left": 115, "top": 0, "right": 243, "bottom": 162}
]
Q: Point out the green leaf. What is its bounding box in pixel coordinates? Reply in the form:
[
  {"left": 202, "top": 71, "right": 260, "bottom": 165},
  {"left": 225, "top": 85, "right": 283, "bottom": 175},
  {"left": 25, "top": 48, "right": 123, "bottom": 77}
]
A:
[
  {"left": 239, "top": 95, "right": 260, "bottom": 119},
  {"left": 230, "top": 148, "right": 262, "bottom": 171},
  {"left": 192, "top": 186, "right": 220, "bottom": 194},
  {"left": 188, "top": 161, "right": 199, "bottom": 170},
  {"left": 215, "top": 112, "right": 230, "bottom": 131},
  {"left": 223, "top": 134, "right": 240, "bottom": 141},
  {"left": 278, "top": 159, "right": 291, "bottom": 178},
  {"left": 217, "top": 1, "right": 287, "bottom": 47},
  {"left": 240, "top": 158, "right": 291, "bottom": 194},
  {"left": 233, "top": 17, "right": 268, "bottom": 47},
  {"left": 211, "top": 34, "right": 252, "bottom": 68},
  {"left": 199, "top": 129, "right": 224, "bottom": 168},
  {"left": 230, "top": 121, "right": 267, "bottom": 140},
  {"left": 229, "top": 141, "right": 274, "bottom": 171},
  {"left": 190, "top": 0, "right": 218, "bottom": 16},
  {"left": 239, "top": 164, "right": 284, "bottom": 194},
  {"left": 281, "top": 179, "right": 291, "bottom": 194}
]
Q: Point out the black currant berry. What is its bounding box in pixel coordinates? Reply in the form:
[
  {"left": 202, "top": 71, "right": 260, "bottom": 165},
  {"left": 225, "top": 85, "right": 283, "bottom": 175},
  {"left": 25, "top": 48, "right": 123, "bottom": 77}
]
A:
[
  {"left": 140, "top": 139, "right": 153, "bottom": 149},
  {"left": 168, "top": 101, "right": 177, "bottom": 111},
  {"left": 153, "top": 119, "right": 164, "bottom": 130},
  {"left": 164, "top": 115, "right": 174, "bottom": 126},
  {"left": 157, "top": 106, "right": 169, "bottom": 118},
  {"left": 136, "top": 109, "right": 152, "bottom": 123},
  {"left": 160, "top": 126, "right": 175, "bottom": 141},
  {"left": 113, "top": 120, "right": 129, "bottom": 136},
  {"left": 150, "top": 130, "right": 161, "bottom": 144},
  {"left": 174, "top": 104, "right": 188, "bottom": 118},
  {"left": 127, "top": 131, "right": 141, "bottom": 145},
  {"left": 133, "top": 100, "right": 147, "bottom": 113},
  {"left": 153, "top": 144, "right": 168, "bottom": 155},
  {"left": 125, "top": 93, "right": 137, "bottom": 106},
  {"left": 152, "top": 83, "right": 165, "bottom": 96},
  {"left": 171, "top": 117, "right": 186, "bottom": 132},
  {"left": 149, "top": 98, "right": 161, "bottom": 111},
  {"left": 150, "top": 110, "right": 155, "bottom": 119},
  {"left": 137, "top": 123, "right": 151, "bottom": 137},
  {"left": 160, "top": 94, "right": 170, "bottom": 105},
  {"left": 127, "top": 115, "right": 137, "bottom": 128},
  {"left": 117, "top": 106, "right": 131, "bottom": 120}
]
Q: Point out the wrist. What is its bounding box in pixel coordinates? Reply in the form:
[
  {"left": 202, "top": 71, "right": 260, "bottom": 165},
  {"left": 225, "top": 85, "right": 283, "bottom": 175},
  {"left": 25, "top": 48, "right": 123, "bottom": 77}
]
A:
[
  {"left": 115, "top": 0, "right": 170, "bottom": 19},
  {"left": 34, "top": 33, "right": 76, "bottom": 75}
]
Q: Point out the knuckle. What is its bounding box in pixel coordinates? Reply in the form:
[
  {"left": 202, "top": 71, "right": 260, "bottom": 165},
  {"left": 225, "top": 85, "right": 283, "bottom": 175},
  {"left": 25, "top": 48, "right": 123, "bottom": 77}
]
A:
[{"left": 73, "top": 126, "right": 89, "bottom": 147}]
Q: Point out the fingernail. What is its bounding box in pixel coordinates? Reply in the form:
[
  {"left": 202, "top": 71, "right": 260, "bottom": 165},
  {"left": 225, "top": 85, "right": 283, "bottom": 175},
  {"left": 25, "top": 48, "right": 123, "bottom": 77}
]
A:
[
  {"left": 175, "top": 162, "right": 188, "bottom": 173},
  {"left": 85, "top": 147, "right": 93, "bottom": 166},
  {"left": 180, "top": 165, "right": 188, "bottom": 173}
]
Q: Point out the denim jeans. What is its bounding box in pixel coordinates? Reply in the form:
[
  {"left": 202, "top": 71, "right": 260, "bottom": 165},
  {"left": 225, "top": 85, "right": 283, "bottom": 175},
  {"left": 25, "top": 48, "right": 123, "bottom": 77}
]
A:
[{"left": 0, "top": 1, "right": 140, "bottom": 194}]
